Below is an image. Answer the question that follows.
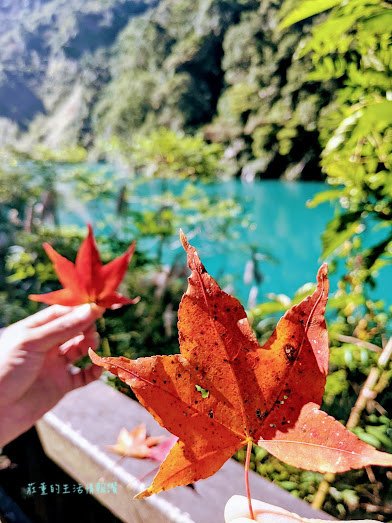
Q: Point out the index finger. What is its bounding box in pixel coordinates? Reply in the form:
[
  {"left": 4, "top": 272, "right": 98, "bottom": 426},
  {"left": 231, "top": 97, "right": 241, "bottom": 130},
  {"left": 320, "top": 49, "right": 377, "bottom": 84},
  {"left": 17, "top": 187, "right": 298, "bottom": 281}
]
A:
[
  {"left": 22, "top": 305, "right": 74, "bottom": 328},
  {"left": 30, "top": 304, "right": 104, "bottom": 351}
]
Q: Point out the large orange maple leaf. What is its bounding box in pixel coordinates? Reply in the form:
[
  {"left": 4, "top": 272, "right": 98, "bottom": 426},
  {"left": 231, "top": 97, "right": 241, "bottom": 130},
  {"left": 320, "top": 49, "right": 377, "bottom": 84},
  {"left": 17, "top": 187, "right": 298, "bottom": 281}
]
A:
[
  {"left": 30, "top": 225, "right": 139, "bottom": 309},
  {"left": 89, "top": 233, "right": 392, "bottom": 498}
]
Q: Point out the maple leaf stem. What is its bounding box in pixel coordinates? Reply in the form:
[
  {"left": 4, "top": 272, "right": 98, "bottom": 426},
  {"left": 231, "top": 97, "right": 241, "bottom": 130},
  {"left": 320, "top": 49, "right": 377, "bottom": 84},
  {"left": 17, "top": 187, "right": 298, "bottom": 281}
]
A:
[{"left": 244, "top": 440, "right": 256, "bottom": 521}]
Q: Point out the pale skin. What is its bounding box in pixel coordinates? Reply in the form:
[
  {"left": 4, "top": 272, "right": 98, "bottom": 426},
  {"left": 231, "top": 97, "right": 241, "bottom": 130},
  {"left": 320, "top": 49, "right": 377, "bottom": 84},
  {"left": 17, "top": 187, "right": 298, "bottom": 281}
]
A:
[
  {"left": 0, "top": 303, "right": 104, "bottom": 447},
  {"left": 224, "top": 496, "right": 373, "bottom": 523}
]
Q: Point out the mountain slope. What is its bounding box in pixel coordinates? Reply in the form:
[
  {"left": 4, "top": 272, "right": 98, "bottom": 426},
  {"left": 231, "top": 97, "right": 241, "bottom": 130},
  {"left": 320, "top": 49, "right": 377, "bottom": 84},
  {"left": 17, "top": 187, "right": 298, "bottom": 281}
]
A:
[{"left": 0, "top": 0, "right": 156, "bottom": 147}]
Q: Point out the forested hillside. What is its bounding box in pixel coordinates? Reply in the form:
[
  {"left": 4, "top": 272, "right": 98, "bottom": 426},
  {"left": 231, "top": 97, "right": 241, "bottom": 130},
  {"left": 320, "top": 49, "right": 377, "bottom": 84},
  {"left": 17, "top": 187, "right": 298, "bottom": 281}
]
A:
[
  {"left": 0, "top": 0, "right": 155, "bottom": 149},
  {"left": 1, "top": 1, "right": 391, "bottom": 519},
  {"left": 94, "top": 0, "right": 334, "bottom": 179},
  {"left": 0, "top": 0, "right": 338, "bottom": 179}
]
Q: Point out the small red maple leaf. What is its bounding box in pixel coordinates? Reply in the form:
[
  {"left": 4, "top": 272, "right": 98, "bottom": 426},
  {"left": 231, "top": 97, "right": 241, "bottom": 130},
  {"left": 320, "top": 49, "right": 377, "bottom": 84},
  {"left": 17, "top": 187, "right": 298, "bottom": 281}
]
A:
[
  {"left": 148, "top": 435, "right": 178, "bottom": 462},
  {"left": 29, "top": 225, "right": 139, "bottom": 309},
  {"left": 107, "top": 424, "right": 177, "bottom": 462},
  {"left": 108, "top": 424, "right": 165, "bottom": 459}
]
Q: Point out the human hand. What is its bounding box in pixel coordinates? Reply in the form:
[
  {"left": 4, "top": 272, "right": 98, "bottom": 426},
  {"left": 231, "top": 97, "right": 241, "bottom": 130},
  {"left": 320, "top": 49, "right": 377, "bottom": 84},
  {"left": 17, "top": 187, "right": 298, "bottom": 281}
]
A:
[
  {"left": 224, "top": 495, "right": 373, "bottom": 522},
  {"left": 0, "top": 304, "right": 104, "bottom": 447}
]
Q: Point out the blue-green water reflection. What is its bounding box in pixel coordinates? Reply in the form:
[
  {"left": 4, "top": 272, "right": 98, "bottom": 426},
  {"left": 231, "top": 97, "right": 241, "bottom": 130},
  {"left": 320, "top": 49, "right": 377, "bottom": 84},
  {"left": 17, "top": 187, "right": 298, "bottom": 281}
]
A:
[{"left": 58, "top": 175, "right": 391, "bottom": 306}]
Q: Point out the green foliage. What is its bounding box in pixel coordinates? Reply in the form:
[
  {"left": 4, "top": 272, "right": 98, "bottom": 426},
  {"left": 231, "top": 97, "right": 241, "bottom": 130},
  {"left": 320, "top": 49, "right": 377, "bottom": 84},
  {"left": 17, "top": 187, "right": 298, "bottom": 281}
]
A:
[
  {"left": 130, "top": 128, "right": 224, "bottom": 180},
  {"left": 31, "top": 145, "right": 88, "bottom": 163},
  {"left": 285, "top": 0, "right": 392, "bottom": 273},
  {"left": 0, "top": 0, "right": 342, "bottom": 182},
  {"left": 94, "top": 0, "right": 258, "bottom": 146},
  {"left": 92, "top": 0, "right": 332, "bottom": 180},
  {"left": 279, "top": 0, "right": 341, "bottom": 28},
  {"left": 236, "top": 445, "right": 324, "bottom": 502},
  {"left": 249, "top": 282, "right": 316, "bottom": 343},
  {"left": 205, "top": 1, "right": 332, "bottom": 180},
  {"left": 0, "top": 152, "right": 243, "bottom": 367},
  {"left": 247, "top": 0, "right": 392, "bottom": 517},
  {"left": 279, "top": 0, "right": 392, "bottom": 349},
  {"left": 317, "top": 98, "right": 392, "bottom": 268},
  {"left": 0, "top": 0, "right": 154, "bottom": 150}
]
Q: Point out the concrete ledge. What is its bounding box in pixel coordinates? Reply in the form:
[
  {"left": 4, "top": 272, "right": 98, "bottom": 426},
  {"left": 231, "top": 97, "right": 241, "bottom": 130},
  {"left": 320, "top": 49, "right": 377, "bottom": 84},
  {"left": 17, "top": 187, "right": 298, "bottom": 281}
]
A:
[{"left": 36, "top": 381, "right": 334, "bottom": 523}]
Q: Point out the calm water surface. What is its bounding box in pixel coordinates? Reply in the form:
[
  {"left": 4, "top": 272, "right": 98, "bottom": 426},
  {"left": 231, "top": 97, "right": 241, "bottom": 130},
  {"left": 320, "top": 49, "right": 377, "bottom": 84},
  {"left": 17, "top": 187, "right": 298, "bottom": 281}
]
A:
[
  {"left": 161, "top": 179, "right": 332, "bottom": 303},
  {"left": 59, "top": 176, "right": 390, "bottom": 306}
]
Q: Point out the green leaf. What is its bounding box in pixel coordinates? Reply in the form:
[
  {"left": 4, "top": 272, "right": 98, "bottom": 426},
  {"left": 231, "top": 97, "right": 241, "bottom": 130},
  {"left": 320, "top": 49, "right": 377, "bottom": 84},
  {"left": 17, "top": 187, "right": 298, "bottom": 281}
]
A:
[
  {"left": 279, "top": 481, "right": 298, "bottom": 491},
  {"left": 307, "top": 189, "right": 342, "bottom": 208},
  {"left": 195, "top": 384, "right": 210, "bottom": 399},
  {"left": 251, "top": 299, "right": 290, "bottom": 318},
  {"left": 352, "top": 430, "right": 381, "bottom": 449},
  {"left": 328, "top": 293, "right": 365, "bottom": 310},
  {"left": 279, "top": 0, "right": 341, "bottom": 29},
  {"left": 298, "top": 14, "right": 358, "bottom": 60},
  {"left": 322, "top": 212, "right": 363, "bottom": 258},
  {"left": 362, "top": 11, "right": 392, "bottom": 34},
  {"left": 362, "top": 236, "right": 392, "bottom": 273},
  {"left": 324, "top": 369, "right": 349, "bottom": 405},
  {"left": 365, "top": 426, "right": 392, "bottom": 450},
  {"left": 354, "top": 101, "right": 392, "bottom": 137}
]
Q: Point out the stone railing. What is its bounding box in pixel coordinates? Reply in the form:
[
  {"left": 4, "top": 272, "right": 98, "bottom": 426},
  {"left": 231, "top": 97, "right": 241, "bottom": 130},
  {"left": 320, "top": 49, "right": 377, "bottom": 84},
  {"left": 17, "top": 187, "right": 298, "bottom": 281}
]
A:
[{"left": 36, "top": 381, "right": 334, "bottom": 523}]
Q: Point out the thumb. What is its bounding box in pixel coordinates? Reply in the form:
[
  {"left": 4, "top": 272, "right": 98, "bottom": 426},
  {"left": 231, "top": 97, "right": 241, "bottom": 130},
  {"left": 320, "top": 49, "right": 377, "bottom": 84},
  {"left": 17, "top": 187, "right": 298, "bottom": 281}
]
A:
[
  {"left": 224, "top": 496, "right": 374, "bottom": 523},
  {"left": 31, "top": 304, "right": 104, "bottom": 351},
  {"left": 225, "top": 496, "right": 302, "bottom": 523}
]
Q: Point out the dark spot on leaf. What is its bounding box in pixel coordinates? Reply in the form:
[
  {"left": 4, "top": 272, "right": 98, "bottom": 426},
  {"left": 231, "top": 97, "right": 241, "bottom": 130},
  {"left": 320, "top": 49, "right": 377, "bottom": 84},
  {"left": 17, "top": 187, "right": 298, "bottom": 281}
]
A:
[
  {"left": 284, "top": 344, "right": 297, "bottom": 362},
  {"left": 208, "top": 410, "right": 214, "bottom": 418}
]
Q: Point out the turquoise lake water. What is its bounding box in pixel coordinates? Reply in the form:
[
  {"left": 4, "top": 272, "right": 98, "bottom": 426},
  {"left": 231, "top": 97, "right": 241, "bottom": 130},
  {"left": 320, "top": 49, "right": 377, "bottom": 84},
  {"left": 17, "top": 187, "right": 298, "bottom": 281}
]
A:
[{"left": 58, "top": 175, "right": 391, "bottom": 307}]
